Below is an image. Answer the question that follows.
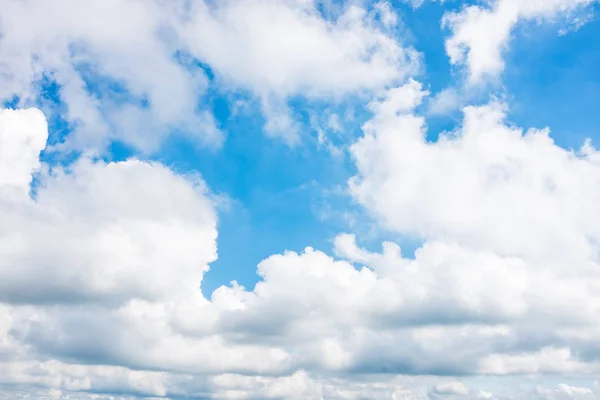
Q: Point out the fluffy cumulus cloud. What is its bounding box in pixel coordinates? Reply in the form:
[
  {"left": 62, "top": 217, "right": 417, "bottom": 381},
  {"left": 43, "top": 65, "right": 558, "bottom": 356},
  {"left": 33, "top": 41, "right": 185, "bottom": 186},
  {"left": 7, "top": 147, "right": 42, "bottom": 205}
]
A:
[
  {"left": 0, "top": 110, "right": 217, "bottom": 306},
  {"left": 0, "top": 108, "right": 433, "bottom": 399},
  {"left": 3, "top": 80, "right": 600, "bottom": 398},
  {"left": 0, "top": 0, "right": 417, "bottom": 148},
  {"left": 0, "top": 0, "right": 221, "bottom": 152},
  {"left": 347, "top": 79, "right": 600, "bottom": 378},
  {"left": 2, "top": 1, "right": 600, "bottom": 400},
  {"left": 443, "top": 0, "right": 598, "bottom": 82}
]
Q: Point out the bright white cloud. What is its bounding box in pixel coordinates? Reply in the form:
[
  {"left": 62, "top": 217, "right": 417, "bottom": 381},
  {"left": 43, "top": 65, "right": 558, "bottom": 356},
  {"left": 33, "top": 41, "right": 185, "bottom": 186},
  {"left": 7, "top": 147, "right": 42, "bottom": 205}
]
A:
[
  {"left": 1, "top": 4, "right": 600, "bottom": 396},
  {"left": 178, "top": 0, "right": 417, "bottom": 98},
  {"left": 3, "top": 104, "right": 600, "bottom": 399},
  {"left": 0, "top": 111, "right": 217, "bottom": 306},
  {"left": 0, "top": 0, "right": 222, "bottom": 152},
  {"left": 0, "top": 109, "right": 294, "bottom": 381},
  {"left": 430, "top": 381, "right": 470, "bottom": 397},
  {"left": 0, "top": 108, "right": 47, "bottom": 198},
  {"left": 351, "top": 81, "right": 600, "bottom": 265},
  {"left": 0, "top": 0, "right": 417, "bottom": 148},
  {"left": 443, "top": 0, "right": 598, "bottom": 82},
  {"left": 174, "top": 0, "right": 419, "bottom": 143},
  {"left": 346, "top": 80, "right": 600, "bottom": 375}
]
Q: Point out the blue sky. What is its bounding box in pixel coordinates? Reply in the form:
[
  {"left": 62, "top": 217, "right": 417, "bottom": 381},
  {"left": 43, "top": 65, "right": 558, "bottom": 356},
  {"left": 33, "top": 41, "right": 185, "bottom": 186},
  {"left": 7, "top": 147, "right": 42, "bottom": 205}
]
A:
[
  {"left": 155, "top": 0, "right": 600, "bottom": 294},
  {"left": 152, "top": 1, "right": 600, "bottom": 295},
  {"left": 2, "top": 0, "right": 600, "bottom": 399},
  {"left": 505, "top": 8, "right": 600, "bottom": 147}
]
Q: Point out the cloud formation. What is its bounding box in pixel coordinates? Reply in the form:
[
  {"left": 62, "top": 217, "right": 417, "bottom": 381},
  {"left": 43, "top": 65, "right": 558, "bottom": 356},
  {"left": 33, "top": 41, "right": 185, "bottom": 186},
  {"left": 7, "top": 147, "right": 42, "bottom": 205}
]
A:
[
  {"left": 0, "top": 0, "right": 417, "bottom": 148},
  {"left": 443, "top": 0, "right": 597, "bottom": 82},
  {"left": 3, "top": 78, "right": 600, "bottom": 398},
  {"left": 2, "top": 1, "right": 600, "bottom": 399}
]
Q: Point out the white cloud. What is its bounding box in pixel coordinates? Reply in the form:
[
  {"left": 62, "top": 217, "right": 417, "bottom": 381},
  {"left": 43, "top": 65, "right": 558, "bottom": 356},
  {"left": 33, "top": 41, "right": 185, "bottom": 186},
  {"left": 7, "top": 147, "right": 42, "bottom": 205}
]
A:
[
  {"left": 0, "top": 0, "right": 222, "bottom": 152},
  {"left": 0, "top": 0, "right": 418, "bottom": 148},
  {"left": 0, "top": 111, "right": 217, "bottom": 306},
  {"left": 0, "top": 108, "right": 294, "bottom": 381},
  {"left": 533, "top": 383, "right": 597, "bottom": 399},
  {"left": 431, "top": 381, "right": 471, "bottom": 396},
  {"left": 0, "top": 105, "right": 568, "bottom": 399},
  {"left": 345, "top": 81, "right": 600, "bottom": 374},
  {"left": 350, "top": 81, "right": 600, "bottom": 266},
  {"left": 443, "top": 0, "right": 598, "bottom": 82},
  {"left": 0, "top": 108, "right": 47, "bottom": 198},
  {"left": 477, "top": 390, "right": 493, "bottom": 399},
  {"left": 179, "top": 0, "right": 417, "bottom": 98},
  {"left": 177, "top": 0, "right": 418, "bottom": 142},
  {"left": 427, "top": 87, "right": 461, "bottom": 116},
  {"left": 3, "top": 85, "right": 600, "bottom": 397}
]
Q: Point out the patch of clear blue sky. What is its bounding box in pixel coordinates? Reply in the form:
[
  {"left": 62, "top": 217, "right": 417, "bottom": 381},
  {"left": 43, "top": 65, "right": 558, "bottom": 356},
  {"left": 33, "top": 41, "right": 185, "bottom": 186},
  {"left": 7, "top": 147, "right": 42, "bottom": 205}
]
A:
[
  {"left": 158, "top": 93, "right": 364, "bottom": 295},
  {"left": 15, "top": 0, "right": 600, "bottom": 295},
  {"left": 504, "top": 3, "right": 600, "bottom": 149}
]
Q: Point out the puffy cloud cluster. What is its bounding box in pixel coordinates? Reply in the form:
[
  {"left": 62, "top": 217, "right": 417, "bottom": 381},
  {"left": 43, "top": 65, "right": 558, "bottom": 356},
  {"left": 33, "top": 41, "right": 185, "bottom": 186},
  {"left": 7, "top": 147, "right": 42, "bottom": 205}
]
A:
[
  {"left": 0, "top": 109, "right": 217, "bottom": 306},
  {"left": 2, "top": 3, "right": 600, "bottom": 398},
  {"left": 0, "top": 0, "right": 417, "bottom": 149},
  {"left": 3, "top": 73, "right": 600, "bottom": 398},
  {"left": 352, "top": 80, "right": 600, "bottom": 263},
  {"left": 348, "top": 79, "right": 600, "bottom": 375},
  {"left": 443, "top": 0, "right": 598, "bottom": 82}
]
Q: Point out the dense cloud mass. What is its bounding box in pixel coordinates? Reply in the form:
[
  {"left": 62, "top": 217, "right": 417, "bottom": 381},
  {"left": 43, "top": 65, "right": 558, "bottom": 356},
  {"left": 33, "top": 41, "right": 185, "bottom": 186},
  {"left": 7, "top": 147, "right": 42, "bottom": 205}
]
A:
[
  {"left": 1, "top": 0, "right": 600, "bottom": 399},
  {"left": 2, "top": 88, "right": 600, "bottom": 398}
]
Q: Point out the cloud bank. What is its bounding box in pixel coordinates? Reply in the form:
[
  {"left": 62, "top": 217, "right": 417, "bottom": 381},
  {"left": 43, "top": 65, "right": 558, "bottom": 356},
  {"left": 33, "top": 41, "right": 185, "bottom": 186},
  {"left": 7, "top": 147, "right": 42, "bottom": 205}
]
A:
[
  {"left": 1, "top": 1, "right": 600, "bottom": 399},
  {"left": 3, "top": 78, "right": 600, "bottom": 398}
]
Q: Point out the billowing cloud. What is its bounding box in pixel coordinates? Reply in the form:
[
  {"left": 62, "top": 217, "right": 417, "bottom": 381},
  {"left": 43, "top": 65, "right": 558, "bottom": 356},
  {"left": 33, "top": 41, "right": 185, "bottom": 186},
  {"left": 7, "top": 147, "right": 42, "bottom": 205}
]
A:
[
  {"left": 443, "top": 0, "right": 598, "bottom": 82},
  {"left": 1, "top": 3, "right": 599, "bottom": 397},
  {"left": 0, "top": 108, "right": 48, "bottom": 197},
  {"left": 180, "top": 0, "right": 417, "bottom": 96},
  {"left": 351, "top": 80, "right": 600, "bottom": 265},
  {"left": 0, "top": 0, "right": 222, "bottom": 152},
  {"left": 0, "top": 0, "right": 417, "bottom": 148},
  {"left": 3, "top": 73, "right": 600, "bottom": 399},
  {"left": 0, "top": 109, "right": 217, "bottom": 306},
  {"left": 346, "top": 79, "right": 600, "bottom": 375}
]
